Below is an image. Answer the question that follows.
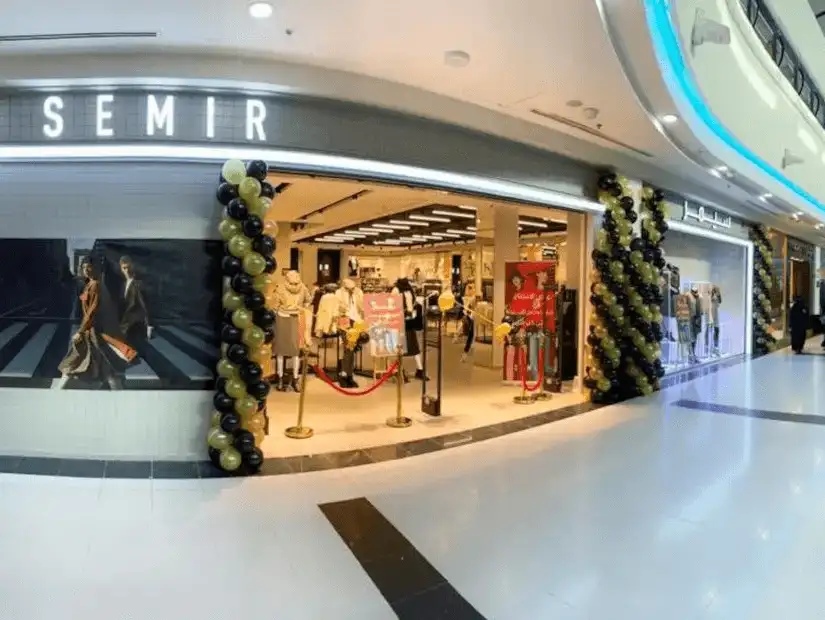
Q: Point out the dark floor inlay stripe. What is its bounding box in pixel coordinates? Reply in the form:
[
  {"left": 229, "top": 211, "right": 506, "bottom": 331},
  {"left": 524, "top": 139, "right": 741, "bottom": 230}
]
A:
[
  {"left": 320, "top": 497, "right": 486, "bottom": 619},
  {"left": 672, "top": 399, "right": 825, "bottom": 426}
]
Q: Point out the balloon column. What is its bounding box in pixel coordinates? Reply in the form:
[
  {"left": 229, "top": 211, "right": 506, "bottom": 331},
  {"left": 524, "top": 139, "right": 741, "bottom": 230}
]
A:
[
  {"left": 748, "top": 224, "right": 776, "bottom": 356},
  {"left": 585, "top": 173, "right": 636, "bottom": 403},
  {"left": 626, "top": 185, "right": 668, "bottom": 394},
  {"left": 208, "top": 159, "right": 278, "bottom": 475}
]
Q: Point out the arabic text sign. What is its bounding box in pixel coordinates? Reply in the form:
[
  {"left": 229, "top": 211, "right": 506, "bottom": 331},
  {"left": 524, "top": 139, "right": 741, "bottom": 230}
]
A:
[
  {"left": 681, "top": 204, "right": 732, "bottom": 229},
  {"left": 364, "top": 293, "right": 406, "bottom": 358}
]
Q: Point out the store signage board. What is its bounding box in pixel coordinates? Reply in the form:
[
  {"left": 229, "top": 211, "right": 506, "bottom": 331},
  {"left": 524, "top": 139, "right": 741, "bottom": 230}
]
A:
[
  {"left": 0, "top": 90, "right": 288, "bottom": 145},
  {"left": 363, "top": 293, "right": 406, "bottom": 358},
  {"left": 681, "top": 203, "right": 732, "bottom": 229}
]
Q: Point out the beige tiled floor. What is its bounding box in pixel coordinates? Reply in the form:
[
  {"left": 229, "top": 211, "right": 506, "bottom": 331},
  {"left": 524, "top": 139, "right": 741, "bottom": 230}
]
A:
[{"left": 263, "top": 339, "right": 585, "bottom": 457}]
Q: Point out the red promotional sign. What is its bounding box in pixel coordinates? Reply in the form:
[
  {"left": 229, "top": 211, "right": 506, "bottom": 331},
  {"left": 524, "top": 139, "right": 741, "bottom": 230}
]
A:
[
  {"left": 364, "top": 293, "right": 406, "bottom": 358},
  {"left": 504, "top": 261, "right": 557, "bottom": 329}
]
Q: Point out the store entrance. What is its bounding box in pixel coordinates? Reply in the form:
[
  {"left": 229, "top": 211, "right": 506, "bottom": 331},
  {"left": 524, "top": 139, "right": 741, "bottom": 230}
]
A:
[{"left": 260, "top": 173, "right": 588, "bottom": 458}]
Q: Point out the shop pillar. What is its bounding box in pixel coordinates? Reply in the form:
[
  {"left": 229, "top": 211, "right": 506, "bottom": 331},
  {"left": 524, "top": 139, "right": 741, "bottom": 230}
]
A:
[
  {"left": 566, "top": 212, "right": 594, "bottom": 391},
  {"left": 274, "top": 222, "right": 291, "bottom": 284},
  {"left": 299, "top": 245, "right": 318, "bottom": 285},
  {"left": 478, "top": 205, "right": 519, "bottom": 367}
]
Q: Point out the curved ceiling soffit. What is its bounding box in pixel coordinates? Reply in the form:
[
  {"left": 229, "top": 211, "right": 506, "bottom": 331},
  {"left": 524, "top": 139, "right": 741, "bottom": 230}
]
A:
[
  {"left": 592, "top": 0, "right": 746, "bottom": 210},
  {"left": 639, "top": 0, "right": 825, "bottom": 216}
]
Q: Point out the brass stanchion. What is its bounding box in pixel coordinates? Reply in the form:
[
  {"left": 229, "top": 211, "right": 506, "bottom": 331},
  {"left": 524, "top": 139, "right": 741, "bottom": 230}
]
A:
[
  {"left": 534, "top": 351, "right": 551, "bottom": 402},
  {"left": 513, "top": 343, "right": 537, "bottom": 405},
  {"left": 386, "top": 347, "right": 412, "bottom": 428},
  {"left": 285, "top": 348, "right": 314, "bottom": 439}
]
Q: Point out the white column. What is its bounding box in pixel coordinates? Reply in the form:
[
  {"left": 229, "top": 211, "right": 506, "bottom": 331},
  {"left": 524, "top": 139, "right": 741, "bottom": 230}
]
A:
[
  {"left": 566, "top": 212, "right": 596, "bottom": 392},
  {"left": 299, "top": 244, "right": 318, "bottom": 285},
  {"left": 490, "top": 206, "right": 520, "bottom": 367}
]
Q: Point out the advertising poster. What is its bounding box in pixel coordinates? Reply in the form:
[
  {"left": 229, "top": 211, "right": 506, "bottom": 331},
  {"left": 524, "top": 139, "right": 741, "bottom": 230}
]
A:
[
  {"left": 0, "top": 237, "right": 222, "bottom": 391},
  {"left": 503, "top": 261, "right": 557, "bottom": 382},
  {"left": 364, "top": 293, "right": 406, "bottom": 358}
]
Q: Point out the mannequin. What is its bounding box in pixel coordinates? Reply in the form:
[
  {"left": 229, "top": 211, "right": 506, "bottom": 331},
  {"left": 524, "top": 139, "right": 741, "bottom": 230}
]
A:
[
  {"left": 707, "top": 285, "right": 722, "bottom": 356},
  {"left": 689, "top": 285, "right": 703, "bottom": 361},
  {"left": 674, "top": 291, "right": 695, "bottom": 364},
  {"left": 273, "top": 270, "right": 312, "bottom": 391},
  {"left": 460, "top": 281, "right": 477, "bottom": 362},
  {"left": 315, "top": 283, "right": 341, "bottom": 338},
  {"left": 392, "top": 277, "right": 425, "bottom": 380},
  {"left": 335, "top": 278, "right": 365, "bottom": 387}
]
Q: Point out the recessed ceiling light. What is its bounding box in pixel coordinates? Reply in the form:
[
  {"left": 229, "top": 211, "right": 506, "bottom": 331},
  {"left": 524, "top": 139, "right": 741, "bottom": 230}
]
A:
[
  {"left": 248, "top": 1, "right": 273, "bottom": 19},
  {"left": 444, "top": 50, "right": 471, "bottom": 68},
  {"left": 458, "top": 205, "right": 477, "bottom": 211},
  {"left": 389, "top": 219, "right": 428, "bottom": 227},
  {"left": 519, "top": 220, "right": 549, "bottom": 228},
  {"left": 661, "top": 114, "right": 679, "bottom": 124},
  {"left": 566, "top": 100, "right": 583, "bottom": 108},
  {"left": 816, "top": 223, "right": 824, "bottom": 230},
  {"left": 432, "top": 209, "right": 476, "bottom": 219},
  {"left": 409, "top": 214, "right": 451, "bottom": 223},
  {"left": 759, "top": 193, "right": 772, "bottom": 201}
]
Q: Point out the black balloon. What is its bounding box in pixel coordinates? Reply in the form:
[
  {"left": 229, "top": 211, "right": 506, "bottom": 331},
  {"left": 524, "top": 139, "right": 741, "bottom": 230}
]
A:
[
  {"left": 264, "top": 327, "right": 275, "bottom": 344},
  {"left": 234, "top": 429, "right": 257, "bottom": 453},
  {"left": 220, "top": 412, "right": 242, "bottom": 433},
  {"left": 246, "top": 160, "right": 269, "bottom": 181},
  {"left": 252, "top": 234, "right": 275, "bottom": 256},
  {"left": 232, "top": 273, "right": 254, "bottom": 295},
  {"left": 244, "top": 448, "right": 265, "bottom": 472},
  {"left": 222, "top": 255, "right": 243, "bottom": 276},
  {"left": 208, "top": 447, "right": 222, "bottom": 466},
  {"left": 215, "top": 377, "right": 227, "bottom": 394},
  {"left": 620, "top": 196, "right": 634, "bottom": 210},
  {"left": 253, "top": 308, "right": 276, "bottom": 328},
  {"left": 227, "top": 343, "right": 249, "bottom": 365},
  {"left": 245, "top": 291, "right": 266, "bottom": 310},
  {"left": 264, "top": 255, "right": 277, "bottom": 274},
  {"left": 213, "top": 391, "right": 235, "bottom": 414},
  {"left": 242, "top": 215, "right": 264, "bottom": 239},
  {"left": 630, "top": 238, "right": 645, "bottom": 253},
  {"left": 240, "top": 361, "right": 263, "bottom": 384},
  {"left": 247, "top": 380, "right": 270, "bottom": 400},
  {"left": 260, "top": 181, "right": 275, "bottom": 199},
  {"left": 226, "top": 198, "right": 248, "bottom": 220},
  {"left": 221, "top": 323, "right": 243, "bottom": 344},
  {"left": 217, "top": 182, "right": 239, "bottom": 206}
]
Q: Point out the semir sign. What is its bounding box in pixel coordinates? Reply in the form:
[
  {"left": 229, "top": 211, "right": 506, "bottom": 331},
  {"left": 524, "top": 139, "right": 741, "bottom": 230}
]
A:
[{"left": 34, "top": 92, "right": 269, "bottom": 142}]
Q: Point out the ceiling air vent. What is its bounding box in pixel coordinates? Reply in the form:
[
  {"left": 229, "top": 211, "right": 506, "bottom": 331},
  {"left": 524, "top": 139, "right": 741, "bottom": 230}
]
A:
[
  {"left": 530, "top": 108, "right": 653, "bottom": 158},
  {"left": 0, "top": 32, "right": 158, "bottom": 43}
]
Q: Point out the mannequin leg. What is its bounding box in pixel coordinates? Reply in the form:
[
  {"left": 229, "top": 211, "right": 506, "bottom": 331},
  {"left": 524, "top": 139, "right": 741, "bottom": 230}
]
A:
[
  {"left": 276, "top": 356, "right": 285, "bottom": 390},
  {"left": 461, "top": 317, "right": 474, "bottom": 362},
  {"left": 290, "top": 355, "right": 301, "bottom": 391},
  {"left": 414, "top": 354, "right": 424, "bottom": 371}
]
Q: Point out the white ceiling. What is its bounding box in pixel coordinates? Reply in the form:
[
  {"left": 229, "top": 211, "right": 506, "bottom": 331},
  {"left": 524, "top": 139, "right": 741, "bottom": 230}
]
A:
[{"left": 2, "top": 0, "right": 824, "bottom": 242}]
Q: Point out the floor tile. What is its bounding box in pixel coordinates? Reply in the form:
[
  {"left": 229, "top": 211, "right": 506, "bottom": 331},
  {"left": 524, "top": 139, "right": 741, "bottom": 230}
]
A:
[
  {"left": 151, "top": 460, "right": 200, "bottom": 479},
  {"left": 104, "top": 460, "right": 152, "bottom": 479},
  {"left": 58, "top": 458, "right": 106, "bottom": 478},
  {"left": 17, "top": 457, "right": 62, "bottom": 476}
]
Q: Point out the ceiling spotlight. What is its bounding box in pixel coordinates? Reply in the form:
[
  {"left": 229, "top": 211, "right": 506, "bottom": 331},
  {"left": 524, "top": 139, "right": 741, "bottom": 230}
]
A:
[
  {"left": 661, "top": 114, "right": 679, "bottom": 124},
  {"left": 248, "top": 1, "right": 274, "bottom": 19},
  {"left": 432, "top": 209, "right": 476, "bottom": 219},
  {"left": 444, "top": 50, "right": 471, "bottom": 68}
]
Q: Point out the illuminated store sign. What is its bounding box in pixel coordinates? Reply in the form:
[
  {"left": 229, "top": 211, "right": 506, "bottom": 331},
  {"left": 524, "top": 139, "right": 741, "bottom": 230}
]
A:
[
  {"left": 0, "top": 90, "right": 275, "bottom": 144},
  {"left": 681, "top": 203, "right": 732, "bottom": 229}
]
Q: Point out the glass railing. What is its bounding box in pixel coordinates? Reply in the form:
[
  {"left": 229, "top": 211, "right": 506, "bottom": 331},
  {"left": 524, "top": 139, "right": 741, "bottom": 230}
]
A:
[{"left": 738, "top": 0, "right": 825, "bottom": 127}]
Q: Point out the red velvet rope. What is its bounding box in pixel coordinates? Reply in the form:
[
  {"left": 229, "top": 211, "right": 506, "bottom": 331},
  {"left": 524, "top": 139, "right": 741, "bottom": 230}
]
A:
[
  {"left": 519, "top": 347, "right": 544, "bottom": 392},
  {"left": 312, "top": 361, "right": 400, "bottom": 396}
]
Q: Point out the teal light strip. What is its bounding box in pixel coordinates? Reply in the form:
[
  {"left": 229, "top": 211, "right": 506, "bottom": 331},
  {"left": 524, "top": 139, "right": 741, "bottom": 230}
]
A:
[{"left": 643, "top": 0, "right": 825, "bottom": 213}]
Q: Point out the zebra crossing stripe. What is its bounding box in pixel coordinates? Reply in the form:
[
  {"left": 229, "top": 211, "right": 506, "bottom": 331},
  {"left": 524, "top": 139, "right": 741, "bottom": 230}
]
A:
[{"left": 0, "top": 323, "right": 58, "bottom": 378}]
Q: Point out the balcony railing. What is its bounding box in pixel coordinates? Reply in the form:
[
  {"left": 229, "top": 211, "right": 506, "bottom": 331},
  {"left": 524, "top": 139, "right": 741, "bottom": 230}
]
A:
[{"left": 738, "top": 0, "right": 825, "bottom": 127}]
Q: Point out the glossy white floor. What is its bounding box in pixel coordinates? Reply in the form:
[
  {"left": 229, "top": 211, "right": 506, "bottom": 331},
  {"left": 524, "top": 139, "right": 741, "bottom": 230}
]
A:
[{"left": 3, "top": 340, "right": 825, "bottom": 619}]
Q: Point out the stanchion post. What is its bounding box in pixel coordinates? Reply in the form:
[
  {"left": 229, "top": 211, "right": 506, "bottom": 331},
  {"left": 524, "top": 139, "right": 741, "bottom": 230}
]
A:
[
  {"left": 513, "top": 342, "right": 537, "bottom": 405},
  {"left": 285, "top": 348, "right": 314, "bottom": 439},
  {"left": 386, "top": 346, "right": 412, "bottom": 428}
]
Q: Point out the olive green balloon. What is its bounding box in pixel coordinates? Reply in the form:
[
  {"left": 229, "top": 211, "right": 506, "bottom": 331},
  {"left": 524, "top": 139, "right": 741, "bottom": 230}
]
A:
[
  {"left": 219, "top": 446, "right": 243, "bottom": 471},
  {"left": 226, "top": 378, "right": 247, "bottom": 399},
  {"left": 221, "top": 159, "right": 246, "bottom": 186},
  {"left": 208, "top": 428, "right": 232, "bottom": 451},
  {"left": 218, "top": 218, "right": 241, "bottom": 241},
  {"left": 228, "top": 234, "right": 252, "bottom": 258},
  {"left": 252, "top": 273, "right": 273, "bottom": 293},
  {"left": 234, "top": 395, "right": 257, "bottom": 417},
  {"left": 232, "top": 308, "right": 253, "bottom": 329},
  {"left": 246, "top": 197, "right": 268, "bottom": 219},
  {"left": 239, "top": 177, "right": 262, "bottom": 202},
  {"left": 216, "top": 357, "right": 239, "bottom": 379},
  {"left": 242, "top": 325, "right": 265, "bottom": 348},
  {"left": 210, "top": 410, "right": 222, "bottom": 428},
  {"left": 243, "top": 252, "right": 266, "bottom": 276},
  {"left": 222, "top": 291, "right": 244, "bottom": 311}
]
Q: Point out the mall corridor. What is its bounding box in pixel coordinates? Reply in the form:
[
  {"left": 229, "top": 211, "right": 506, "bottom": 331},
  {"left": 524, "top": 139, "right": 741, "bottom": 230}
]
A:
[{"left": 1, "top": 343, "right": 824, "bottom": 620}]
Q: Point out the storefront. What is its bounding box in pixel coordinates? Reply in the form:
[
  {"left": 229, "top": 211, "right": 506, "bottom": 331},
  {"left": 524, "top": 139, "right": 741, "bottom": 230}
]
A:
[
  {"left": 0, "top": 83, "right": 600, "bottom": 462},
  {"left": 657, "top": 195, "right": 753, "bottom": 373}
]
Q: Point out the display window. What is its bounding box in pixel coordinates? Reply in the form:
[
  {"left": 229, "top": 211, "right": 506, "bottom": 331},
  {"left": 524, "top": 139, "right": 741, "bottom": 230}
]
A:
[{"left": 659, "top": 230, "right": 748, "bottom": 373}]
